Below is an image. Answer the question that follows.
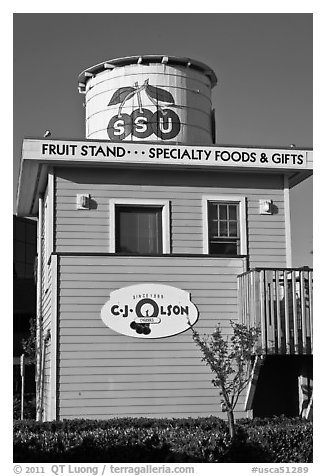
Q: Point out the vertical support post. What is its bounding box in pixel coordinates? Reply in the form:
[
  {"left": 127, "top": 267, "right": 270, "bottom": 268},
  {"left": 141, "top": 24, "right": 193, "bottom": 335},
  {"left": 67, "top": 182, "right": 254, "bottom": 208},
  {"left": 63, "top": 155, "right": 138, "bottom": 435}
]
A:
[
  {"left": 284, "top": 176, "right": 292, "bottom": 267},
  {"left": 298, "top": 375, "right": 306, "bottom": 418},
  {"left": 275, "top": 271, "right": 282, "bottom": 352},
  {"left": 20, "top": 354, "right": 25, "bottom": 420},
  {"left": 298, "top": 360, "right": 312, "bottom": 418},
  {"left": 49, "top": 254, "right": 58, "bottom": 421},
  {"left": 36, "top": 196, "right": 44, "bottom": 421},
  {"left": 244, "top": 355, "right": 265, "bottom": 411}
]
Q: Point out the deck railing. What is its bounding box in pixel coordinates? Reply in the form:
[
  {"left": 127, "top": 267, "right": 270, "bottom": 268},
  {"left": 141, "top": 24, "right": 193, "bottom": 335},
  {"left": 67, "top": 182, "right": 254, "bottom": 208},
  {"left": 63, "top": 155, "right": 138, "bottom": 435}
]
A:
[{"left": 238, "top": 268, "right": 313, "bottom": 355}]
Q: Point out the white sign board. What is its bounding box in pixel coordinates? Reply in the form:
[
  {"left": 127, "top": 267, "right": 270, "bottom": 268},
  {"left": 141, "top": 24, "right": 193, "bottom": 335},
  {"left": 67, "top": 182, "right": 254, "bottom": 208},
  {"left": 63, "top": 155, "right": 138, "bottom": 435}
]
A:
[
  {"left": 30, "top": 140, "right": 310, "bottom": 171},
  {"left": 101, "top": 284, "right": 199, "bottom": 339}
]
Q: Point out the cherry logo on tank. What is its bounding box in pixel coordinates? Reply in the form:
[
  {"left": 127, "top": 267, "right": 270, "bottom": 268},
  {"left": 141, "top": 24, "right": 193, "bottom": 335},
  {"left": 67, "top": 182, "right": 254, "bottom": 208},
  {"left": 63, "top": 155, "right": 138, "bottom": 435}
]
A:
[{"left": 107, "top": 79, "right": 181, "bottom": 141}]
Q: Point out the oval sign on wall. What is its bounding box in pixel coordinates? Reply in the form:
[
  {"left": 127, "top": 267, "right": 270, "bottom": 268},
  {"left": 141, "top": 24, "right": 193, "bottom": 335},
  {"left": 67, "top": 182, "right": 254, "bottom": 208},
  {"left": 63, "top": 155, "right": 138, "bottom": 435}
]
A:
[{"left": 101, "top": 284, "right": 199, "bottom": 339}]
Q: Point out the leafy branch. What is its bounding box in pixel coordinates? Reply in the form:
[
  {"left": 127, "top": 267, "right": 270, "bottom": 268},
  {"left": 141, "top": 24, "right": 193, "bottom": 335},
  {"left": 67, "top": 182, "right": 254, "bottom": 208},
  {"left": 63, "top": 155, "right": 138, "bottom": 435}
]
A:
[{"left": 107, "top": 79, "right": 175, "bottom": 116}]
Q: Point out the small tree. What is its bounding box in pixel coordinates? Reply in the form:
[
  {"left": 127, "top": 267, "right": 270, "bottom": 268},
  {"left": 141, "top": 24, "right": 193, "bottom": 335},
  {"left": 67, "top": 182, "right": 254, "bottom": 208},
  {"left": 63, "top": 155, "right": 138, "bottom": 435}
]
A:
[
  {"left": 189, "top": 320, "right": 260, "bottom": 439},
  {"left": 21, "top": 317, "right": 37, "bottom": 364}
]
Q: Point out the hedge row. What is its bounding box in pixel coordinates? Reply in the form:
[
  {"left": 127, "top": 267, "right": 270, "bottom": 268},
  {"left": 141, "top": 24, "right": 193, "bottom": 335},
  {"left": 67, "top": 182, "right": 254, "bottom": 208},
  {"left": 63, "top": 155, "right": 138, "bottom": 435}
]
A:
[{"left": 13, "top": 416, "right": 312, "bottom": 463}]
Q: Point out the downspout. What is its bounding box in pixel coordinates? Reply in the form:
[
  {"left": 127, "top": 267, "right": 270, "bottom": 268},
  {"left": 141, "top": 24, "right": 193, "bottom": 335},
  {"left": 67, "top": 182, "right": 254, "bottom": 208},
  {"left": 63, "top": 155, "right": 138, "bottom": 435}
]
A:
[
  {"left": 36, "top": 196, "right": 43, "bottom": 421},
  {"left": 284, "top": 176, "right": 292, "bottom": 267}
]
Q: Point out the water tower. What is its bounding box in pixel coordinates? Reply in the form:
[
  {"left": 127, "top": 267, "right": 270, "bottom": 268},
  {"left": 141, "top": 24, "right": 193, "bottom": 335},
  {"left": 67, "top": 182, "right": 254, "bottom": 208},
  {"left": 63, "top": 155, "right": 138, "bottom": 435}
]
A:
[{"left": 78, "top": 55, "right": 217, "bottom": 144}]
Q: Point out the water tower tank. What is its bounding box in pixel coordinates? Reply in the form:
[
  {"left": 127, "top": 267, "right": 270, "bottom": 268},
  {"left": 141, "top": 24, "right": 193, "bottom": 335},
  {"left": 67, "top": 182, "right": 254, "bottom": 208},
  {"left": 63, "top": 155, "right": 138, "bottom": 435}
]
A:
[{"left": 78, "top": 55, "right": 217, "bottom": 144}]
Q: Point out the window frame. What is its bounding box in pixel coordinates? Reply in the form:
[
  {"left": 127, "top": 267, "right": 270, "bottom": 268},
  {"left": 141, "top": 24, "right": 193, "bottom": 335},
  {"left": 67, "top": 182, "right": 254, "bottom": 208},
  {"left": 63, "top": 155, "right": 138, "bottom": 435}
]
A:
[
  {"left": 109, "top": 199, "right": 170, "bottom": 254},
  {"left": 202, "top": 195, "right": 247, "bottom": 255}
]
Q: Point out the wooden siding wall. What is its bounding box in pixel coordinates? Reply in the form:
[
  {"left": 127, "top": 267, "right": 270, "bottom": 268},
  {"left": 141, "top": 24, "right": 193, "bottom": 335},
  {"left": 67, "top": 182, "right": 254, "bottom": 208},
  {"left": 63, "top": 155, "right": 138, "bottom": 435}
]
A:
[
  {"left": 55, "top": 167, "right": 287, "bottom": 268},
  {"left": 58, "top": 255, "right": 246, "bottom": 419}
]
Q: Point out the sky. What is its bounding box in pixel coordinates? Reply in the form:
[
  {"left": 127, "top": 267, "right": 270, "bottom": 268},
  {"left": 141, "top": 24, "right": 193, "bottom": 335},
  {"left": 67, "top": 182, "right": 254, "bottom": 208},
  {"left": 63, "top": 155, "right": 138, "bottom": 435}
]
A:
[{"left": 13, "top": 12, "right": 313, "bottom": 266}]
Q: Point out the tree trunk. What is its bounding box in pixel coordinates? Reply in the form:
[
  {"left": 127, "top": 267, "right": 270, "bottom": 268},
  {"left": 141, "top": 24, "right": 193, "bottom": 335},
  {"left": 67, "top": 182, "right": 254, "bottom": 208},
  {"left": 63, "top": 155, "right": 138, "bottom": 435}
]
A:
[{"left": 227, "top": 409, "right": 235, "bottom": 439}]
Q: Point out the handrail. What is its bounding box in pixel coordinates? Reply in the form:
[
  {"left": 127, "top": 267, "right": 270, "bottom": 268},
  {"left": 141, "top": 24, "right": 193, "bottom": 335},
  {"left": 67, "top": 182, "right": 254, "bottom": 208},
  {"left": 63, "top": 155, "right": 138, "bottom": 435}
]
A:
[{"left": 238, "top": 266, "right": 313, "bottom": 278}]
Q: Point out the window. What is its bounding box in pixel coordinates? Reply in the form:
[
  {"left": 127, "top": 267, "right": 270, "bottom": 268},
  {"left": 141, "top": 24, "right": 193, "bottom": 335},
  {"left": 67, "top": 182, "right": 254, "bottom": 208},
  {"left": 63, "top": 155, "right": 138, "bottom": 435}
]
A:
[
  {"left": 109, "top": 199, "right": 170, "bottom": 254},
  {"left": 208, "top": 202, "right": 239, "bottom": 255},
  {"left": 116, "top": 206, "right": 162, "bottom": 254},
  {"left": 203, "top": 196, "right": 247, "bottom": 255}
]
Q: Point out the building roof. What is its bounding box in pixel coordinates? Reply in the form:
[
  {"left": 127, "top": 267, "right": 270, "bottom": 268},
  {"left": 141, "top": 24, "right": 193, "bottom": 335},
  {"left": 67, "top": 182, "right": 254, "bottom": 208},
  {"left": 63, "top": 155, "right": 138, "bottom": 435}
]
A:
[
  {"left": 78, "top": 55, "right": 218, "bottom": 92},
  {"left": 16, "top": 138, "right": 313, "bottom": 217}
]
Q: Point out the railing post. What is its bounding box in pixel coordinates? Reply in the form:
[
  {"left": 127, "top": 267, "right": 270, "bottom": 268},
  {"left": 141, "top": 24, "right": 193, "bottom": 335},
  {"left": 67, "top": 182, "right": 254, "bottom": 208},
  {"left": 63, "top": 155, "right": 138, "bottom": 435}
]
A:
[
  {"left": 259, "top": 270, "right": 267, "bottom": 353},
  {"left": 254, "top": 271, "right": 261, "bottom": 331},
  {"left": 243, "top": 274, "right": 247, "bottom": 326},
  {"left": 284, "top": 272, "right": 291, "bottom": 354},
  {"left": 268, "top": 270, "right": 276, "bottom": 353},
  {"left": 238, "top": 274, "right": 242, "bottom": 323},
  {"left": 292, "top": 270, "right": 299, "bottom": 354},
  {"left": 250, "top": 270, "right": 256, "bottom": 328},
  {"left": 308, "top": 270, "right": 313, "bottom": 353},
  {"left": 300, "top": 270, "right": 307, "bottom": 353},
  {"left": 246, "top": 272, "right": 251, "bottom": 326}
]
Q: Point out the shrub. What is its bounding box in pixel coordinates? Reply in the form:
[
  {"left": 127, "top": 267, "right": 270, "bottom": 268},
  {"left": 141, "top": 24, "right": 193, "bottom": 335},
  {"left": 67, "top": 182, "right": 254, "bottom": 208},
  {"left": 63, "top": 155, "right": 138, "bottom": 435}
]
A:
[
  {"left": 244, "top": 419, "right": 313, "bottom": 463},
  {"left": 13, "top": 416, "right": 312, "bottom": 463}
]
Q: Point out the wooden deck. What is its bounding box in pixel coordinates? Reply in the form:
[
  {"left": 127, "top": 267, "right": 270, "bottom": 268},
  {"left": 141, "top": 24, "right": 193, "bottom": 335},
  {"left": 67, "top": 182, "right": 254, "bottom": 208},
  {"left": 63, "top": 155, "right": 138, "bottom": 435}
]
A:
[{"left": 238, "top": 267, "right": 313, "bottom": 355}]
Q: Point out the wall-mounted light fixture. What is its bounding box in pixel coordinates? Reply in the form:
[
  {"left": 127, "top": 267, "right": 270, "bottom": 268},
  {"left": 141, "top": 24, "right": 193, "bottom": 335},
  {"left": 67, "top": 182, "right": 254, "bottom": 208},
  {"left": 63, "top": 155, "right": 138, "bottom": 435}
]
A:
[
  {"left": 259, "top": 199, "right": 273, "bottom": 215},
  {"left": 76, "top": 194, "right": 91, "bottom": 210}
]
